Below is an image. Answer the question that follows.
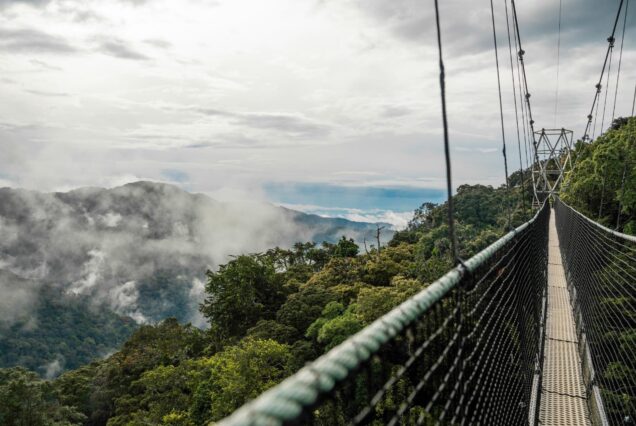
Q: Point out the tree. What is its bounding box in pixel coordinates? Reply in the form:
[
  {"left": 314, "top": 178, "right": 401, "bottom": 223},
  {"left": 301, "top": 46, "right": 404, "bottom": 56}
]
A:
[
  {"left": 201, "top": 255, "right": 287, "bottom": 343},
  {"left": 361, "top": 243, "right": 416, "bottom": 286},
  {"left": 333, "top": 236, "right": 359, "bottom": 258},
  {"left": 306, "top": 302, "right": 363, "bottom": 351},
  {"left": 246, "top": 320, "right": 299, "bottom": 344},
  {"left": 107, "top": 363, "right": 198, "bottom": 426},
  {"left": 276, "top": 285, "right": 338, "bottom": 333},
  {"left": 53, "top": 319, "right": 205, "bottom": 426},
  {"left": 356, "top": 276, "right": 423, "bottom": 324},
  {"left": 0, "top": 367, "right": 86, "bottom": 426},
  {"left": 190, "top": 338, "right": 292, "bottom": 423}
]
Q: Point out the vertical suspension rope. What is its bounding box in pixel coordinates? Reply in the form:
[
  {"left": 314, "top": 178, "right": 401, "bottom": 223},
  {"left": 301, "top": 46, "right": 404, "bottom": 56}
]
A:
[
  {"left": 554, "top": 0, "right": 562, "bottom": 127},
  {"left": 633, "top": 82, "right": 636, "bottom": 116},
  {"left": 598, "top": 169, "right": 606, "bottom": 220},
  {"left": 611, "top": 0, "right": 629, "bottom": 124},
  {"left": 490, "top": 0, "right": 513, "bottom": 229},
  {"left": 600, "top": 39, "right": 615, "bottom": 134},
  {"left": 593, "top": 84, "right": 601, "bottom": 139},
  {"left": 616, "top": 159, "right": 627, "bottom": 230},
  {"left": 433, "top": 0, "right": 458, "bottom": 263},
  {"left": 504, "top": 0, "right": 528, "bottom": 217}
]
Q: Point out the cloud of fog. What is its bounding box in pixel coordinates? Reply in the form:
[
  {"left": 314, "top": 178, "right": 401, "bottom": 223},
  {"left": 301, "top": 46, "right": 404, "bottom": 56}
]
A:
[
  {"left": 0, "top": 269, "right": 39, "bottom": 328},
  {"left": 281, "top": 203, "right": 413, "bottom": 230},
  {"left": 42, "top": 356, "right": 64, "bottom": 379},
  {"left": 0, "top": 181, "right": 383, "bottom": 327}
]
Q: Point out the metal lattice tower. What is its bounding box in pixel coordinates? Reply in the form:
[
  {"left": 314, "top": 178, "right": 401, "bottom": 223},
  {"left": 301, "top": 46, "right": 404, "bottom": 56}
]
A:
[{"left": 531, "top": 128, "right": 574, "bottom": 206}]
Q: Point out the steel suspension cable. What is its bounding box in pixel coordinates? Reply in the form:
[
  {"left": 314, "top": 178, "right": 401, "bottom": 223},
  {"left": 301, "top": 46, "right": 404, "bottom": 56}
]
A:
[
  {"left": 511, "top": 0, "right": 540, "bottom": 191},
  {"left": 504, "top": 0, "right": 528, "bottom": 216},
  {"left": 511, "top": 0, "right": 535, "bottom": 136},
  {"left": 600, "top": 42, "right": 615, "bottom": 134},
  {"left": 616, "top": 158, "right": 629, "bottom": 230},
  {"left": 582, "top": 0, "right": 625, "bottom": 140},
  {"left": 434, "top": 0, "right": 459, "bottom": 263},
  {"left": 612, "top": 0, "right": 630, "bottom": 124},
  {"left": 554, "top": 0, "right": 563, "bottom": 127},
  {"left": 511, "top": 16, "right": 533, "bottom": 195},
  {"left": 490, "top": 0, "right": 513, "bottom": 229},
  {"left": 593, "top": 83, "right": 602, "bottom": 140}
]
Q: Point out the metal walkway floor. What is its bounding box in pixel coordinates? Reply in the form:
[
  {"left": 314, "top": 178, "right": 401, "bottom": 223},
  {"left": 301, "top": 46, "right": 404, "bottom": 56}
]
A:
[{"left": 539, "top": 210, "right": 590, "bottom": 425}]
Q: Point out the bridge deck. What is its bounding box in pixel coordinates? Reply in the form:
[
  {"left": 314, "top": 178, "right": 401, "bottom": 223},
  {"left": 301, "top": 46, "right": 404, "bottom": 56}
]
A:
[{"left": 539, "top": 210, "right": 590, "bottom": 425}]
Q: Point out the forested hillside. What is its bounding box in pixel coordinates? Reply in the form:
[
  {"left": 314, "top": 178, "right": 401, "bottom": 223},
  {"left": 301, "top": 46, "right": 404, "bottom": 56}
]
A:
[
  {"left": 0, "top": 277, "right": 136, "bottom": 375},
  {"left": 561, "top": 117, "right": 635, "bottom": 234}
]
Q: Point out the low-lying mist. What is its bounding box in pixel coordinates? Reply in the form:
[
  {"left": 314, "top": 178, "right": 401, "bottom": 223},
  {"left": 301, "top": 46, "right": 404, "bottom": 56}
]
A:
[{"left": 0, "top": 181, "right": 389, "bottom": 329}]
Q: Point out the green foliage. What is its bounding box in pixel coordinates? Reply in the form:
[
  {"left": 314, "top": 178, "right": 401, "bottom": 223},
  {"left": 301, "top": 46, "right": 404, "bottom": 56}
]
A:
[
  {"left": 0, "top": 286, "right": 136, "bottom": 376},
  {"left": 356, "top": 276, "right": 423, "bottom": 324},
  {"left": 307, "top": 303, "right": 363, "bottom": 351},
  {"left": 191, "top": 338, "right": 292, "bottom": 422},
  {"left": 0, "top": 367, "right": 86, "bottom": 426},
  {"left": 275, "top": 285, "right": 338, "bottom": 333},
  {"left": 333, "top": 236, "right": 360, "bottom": 258},
  {"left": 136, "top": 270, "right": 202, "bottom": 323},
  {"left": 108, "top": 363, "right": 197, "bottom": 426},
  {"left": 246, "top": 320, "right": 299, "bottom": 344},
  {"left": 201, "top": 255, "right": 288, "bottom": 344},
  {"left": 361, "top": 243, "right": 416, "bottom": 286},
  {"left": 53, "top": 319, "right": 205, "bottom": 426},
  {"left": 562, "top": 117, "right": 636, "bottom": 233}
]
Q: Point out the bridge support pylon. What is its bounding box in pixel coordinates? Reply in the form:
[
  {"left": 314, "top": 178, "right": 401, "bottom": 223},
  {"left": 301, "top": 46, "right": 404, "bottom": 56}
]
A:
[{"left": 532, "top": 128, "right": 574, "bottom": 207}]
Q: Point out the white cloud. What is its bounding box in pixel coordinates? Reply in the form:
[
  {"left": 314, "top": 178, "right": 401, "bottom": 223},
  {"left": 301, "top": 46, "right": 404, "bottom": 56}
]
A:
[
  {"left": 0, "top": 0, "right": 632, "bottom": 198},
  {"left": 281, "top": 203, "right": 413, "bottom": 230},
  {"left": 68, "top": 249, "right": 105, "bottom": 295},
  {"left": 42, "top": 356, "right": 64, "bottom": 379}
]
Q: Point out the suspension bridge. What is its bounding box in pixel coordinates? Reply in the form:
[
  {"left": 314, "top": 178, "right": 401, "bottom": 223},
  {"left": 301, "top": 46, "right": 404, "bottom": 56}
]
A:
[{"left": 216, "top": 0, "right": 635, "bottom": 424}]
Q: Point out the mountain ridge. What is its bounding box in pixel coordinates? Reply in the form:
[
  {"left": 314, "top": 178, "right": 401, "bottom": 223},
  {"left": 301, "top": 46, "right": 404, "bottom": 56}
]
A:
[{"left": 0, "top": 180, "right": 394, "bottom": 374}]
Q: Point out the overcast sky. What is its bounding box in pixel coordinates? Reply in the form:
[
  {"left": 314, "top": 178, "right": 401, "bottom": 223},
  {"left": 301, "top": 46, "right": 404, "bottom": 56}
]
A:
[{"left": 0, "top": 0, "right": 634, "bottom": 223}]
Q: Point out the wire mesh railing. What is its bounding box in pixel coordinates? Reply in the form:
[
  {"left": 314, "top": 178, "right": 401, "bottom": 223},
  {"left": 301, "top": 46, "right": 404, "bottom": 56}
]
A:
[
  {"left": 218, "top": 202, "right": 550, "bottom": 426},
  {"left": 555, "top": 197, "right": 636, "bottom": 425}
]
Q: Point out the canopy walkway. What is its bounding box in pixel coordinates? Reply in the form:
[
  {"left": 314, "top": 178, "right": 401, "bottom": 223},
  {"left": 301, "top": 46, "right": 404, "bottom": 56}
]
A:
[
  {"left": 540, "top": 206, "right": 589, "bottom": 425},
  {"left": 218, "top": 199, "right": 635, "bottom": 425}
]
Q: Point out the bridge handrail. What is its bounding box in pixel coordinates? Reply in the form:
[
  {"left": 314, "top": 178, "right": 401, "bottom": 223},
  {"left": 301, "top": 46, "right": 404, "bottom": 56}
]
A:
[
  {"left": 556, "top": 197, "right": 636, "bottom": 243},
  {"left": 218, "top": 202, "right": 549, "bottom": 426}
]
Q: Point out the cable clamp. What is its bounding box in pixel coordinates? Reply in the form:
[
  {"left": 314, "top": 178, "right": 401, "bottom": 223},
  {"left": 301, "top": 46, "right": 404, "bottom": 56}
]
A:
[{"left": 455, "top": 257, "right": 473, "bottom": 281}]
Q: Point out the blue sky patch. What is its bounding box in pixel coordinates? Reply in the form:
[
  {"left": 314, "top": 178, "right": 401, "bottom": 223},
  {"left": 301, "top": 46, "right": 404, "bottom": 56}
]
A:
[
  {"left": 161, "top": 169, "right": 189, "bottom": 183},
  {"left": 264, "top": 182, "right": 446, "bottom": 213}
]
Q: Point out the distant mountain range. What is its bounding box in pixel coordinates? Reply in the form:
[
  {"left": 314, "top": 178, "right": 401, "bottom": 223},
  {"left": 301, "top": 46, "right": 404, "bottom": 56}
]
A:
[{"left": 0, "top": 181, "right": 393, "bottom": 375}]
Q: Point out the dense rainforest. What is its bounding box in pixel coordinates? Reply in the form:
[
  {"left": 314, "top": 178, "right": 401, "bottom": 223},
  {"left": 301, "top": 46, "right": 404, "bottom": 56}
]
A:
[{"left": 0, "top": 117, "right": 633, "bottom": 425}]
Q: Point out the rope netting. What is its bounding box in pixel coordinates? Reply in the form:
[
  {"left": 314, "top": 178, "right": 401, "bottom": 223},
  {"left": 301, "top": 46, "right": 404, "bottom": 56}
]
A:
[
  {"left": 555, "top": 198, "right": 636, "bottom": 424},
  {"left": 218, "top": 203, "right": 550, "bottom": 426}
]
